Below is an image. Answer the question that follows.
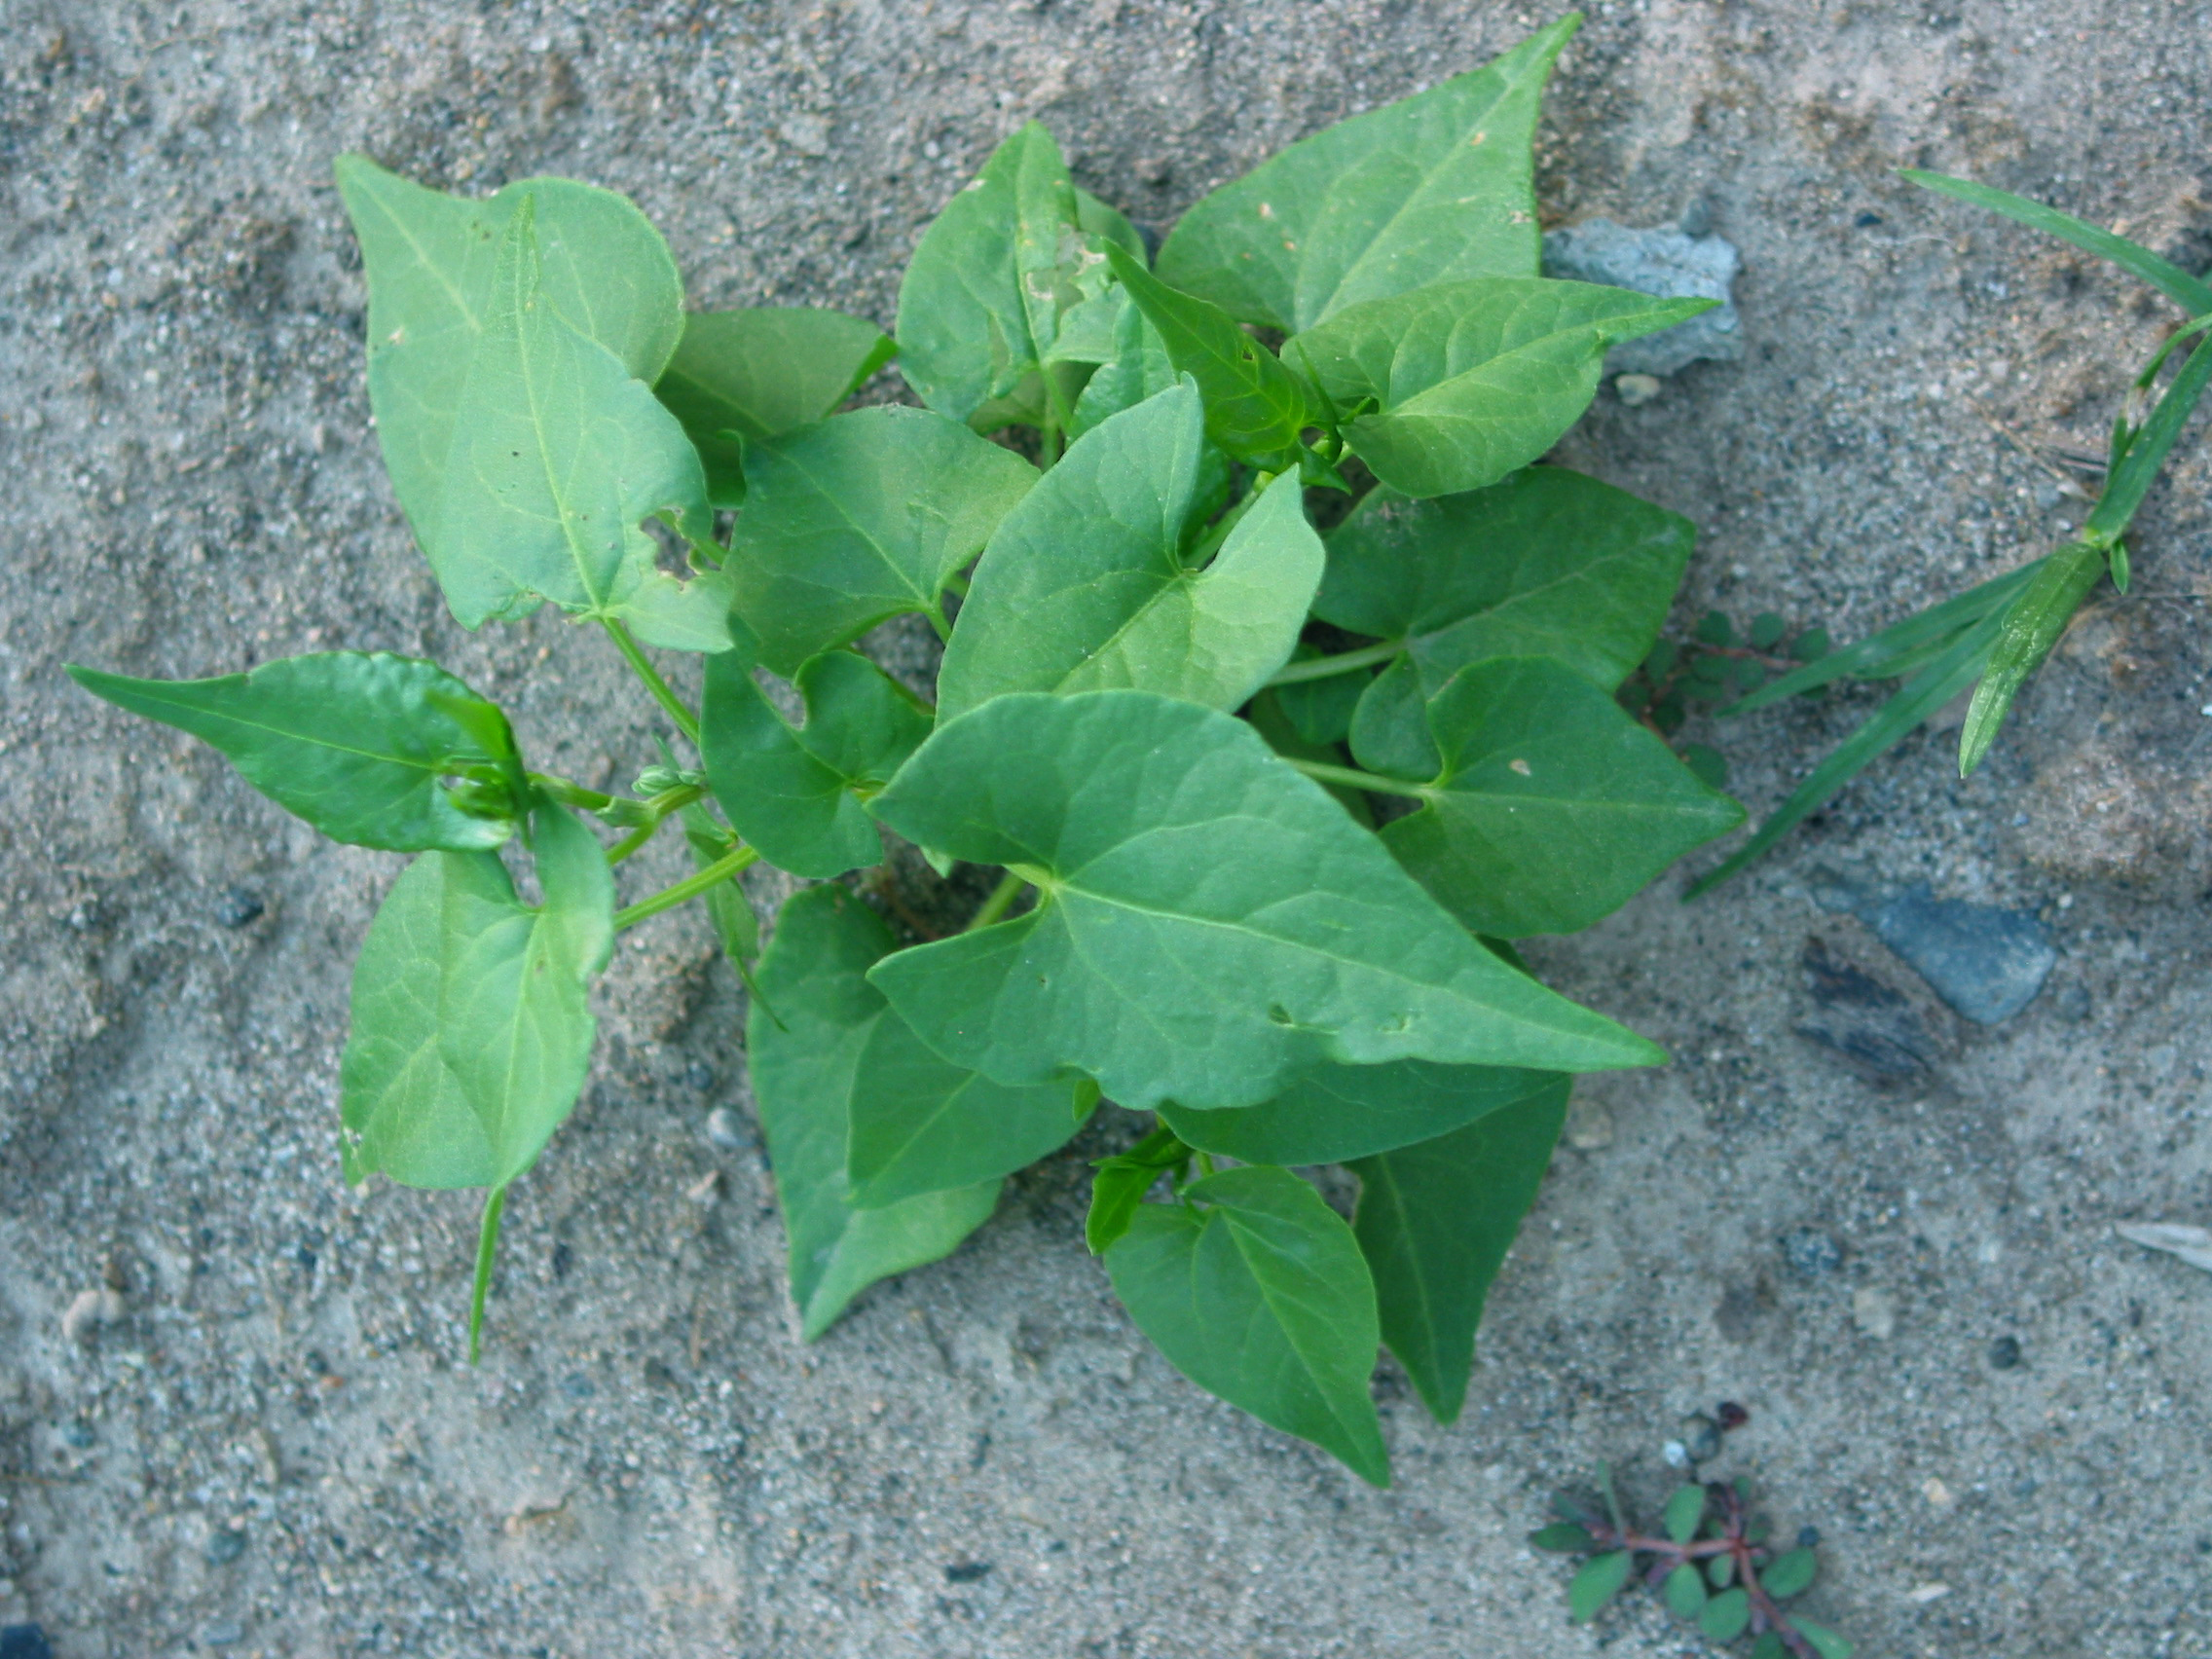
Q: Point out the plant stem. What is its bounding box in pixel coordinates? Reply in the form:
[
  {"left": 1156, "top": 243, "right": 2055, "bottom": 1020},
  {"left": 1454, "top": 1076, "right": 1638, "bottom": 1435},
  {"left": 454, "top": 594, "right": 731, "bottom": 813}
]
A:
[
  {"left": 606, "top": 784, "right": 709, "bottom": 866},
  {"left": 601, "top": 617, "right": 701, "bottom": 745},
  {"left": 966, "top": 869, "right": 1027, "bottom": 931},
  {"left": 613, "top": 845, "right": 758, "bottom": 931},
  {"left": 1285, "top": 756, "right": 1429, "bottom": 799},
  {"left": 467, "top": 1184, "right": 507, "bottom": 1366},
  {"left": 1267, "top": 640, "right": 1403, "bottom": 685}
]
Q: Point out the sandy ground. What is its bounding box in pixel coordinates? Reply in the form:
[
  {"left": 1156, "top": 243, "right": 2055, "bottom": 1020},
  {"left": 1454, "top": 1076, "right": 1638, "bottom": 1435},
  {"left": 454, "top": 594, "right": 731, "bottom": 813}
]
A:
[{"left": 4, "top": 1, "right": 2211, "bottom": 1655}]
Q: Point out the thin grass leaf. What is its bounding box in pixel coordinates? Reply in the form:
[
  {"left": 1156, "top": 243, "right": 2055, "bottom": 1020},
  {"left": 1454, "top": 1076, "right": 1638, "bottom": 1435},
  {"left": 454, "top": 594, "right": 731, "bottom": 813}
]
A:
[
  {"left": 1957, "top": 541, "right": 2104, "bottom": 777},
  {"left": 1689, "top": 612, "right": 2004, "bottom": 895},
  {"left": 1723, "top": 560, "right": 2041, "bottom": 716},
  {"left": 1901, "top": 170, "right": 2212, "bottom": 315},
  {"left": 2087, "top": 330, "right": 2212, "bottom": 543}
]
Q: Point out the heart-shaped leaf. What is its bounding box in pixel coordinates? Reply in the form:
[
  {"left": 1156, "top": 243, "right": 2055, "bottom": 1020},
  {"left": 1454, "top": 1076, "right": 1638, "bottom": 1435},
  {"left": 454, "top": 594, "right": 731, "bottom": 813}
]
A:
[
  {"left": 1106, "top": 1164, "right": 1389, "bottom": 1486},
  {"left": 746, "top": 885, "right": 1000, "bottom": 1340},
  {"left": 1285, "top": 278, "right": 1714, "bottom": 498},
  {"left": 68, "top": 652, "right": 519, "bottom": 852},
  {"left": 938, "top": 384, "right": 1321, "bottom": 719},
  {"left": 1346, "top": 1080, "right": 1567, "bottom": 1421},
  {"left": 1154, "top": 18, "right": 1576, "bottom": 331},
  {"left": 653, "top": 307, "right": 896, "bottom": 505},
  {"left": 866, "top": 690, "right": 1664, "bottom": 1112},
  {"left": 724, "top": 406, "right": 1037, "bottom": 675},
  {"left": 1377, "top": 658, "right": 1744, "bottom": 937}
]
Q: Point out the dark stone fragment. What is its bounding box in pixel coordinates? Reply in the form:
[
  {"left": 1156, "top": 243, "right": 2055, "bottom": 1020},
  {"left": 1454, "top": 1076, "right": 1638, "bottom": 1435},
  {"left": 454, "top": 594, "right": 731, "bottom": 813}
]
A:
[
  {"left": 1809, "top": 870, "right": 2055, "bottom": 1023},
  {"left": 1782, "top": 1226, "right": 1844, "bottom": 1280},
  {"left": 685, "top": 1061, "right": 717, "bottom": 1092},
  {"left": 1715, "top": 1400, "right": 1751, "bottom": 1431},
  {"left": 1794, "top": 937, "right": 1941, "bottom": 1086},
  {"left": 214, "top": 885, "right": 264, "bottom": 928},
  {"left": 1678, "top": 1413, "right": 1722, "bottom": 1462},
  {"left": 0, "top": 1627, "right": 53, "bottom": 1659},
  {"left": 1855, "top": 210, "right": 1884, "bottom": 227},
  {"left": 942, "top": 1562, "right": 992, "bottom": 1584},
  {"left": 1988, "top": 1335, "right": 2023, "bottom": 1370},
  {"left": 204, "top": 1525, "right": 247, "bottom": 1566},
  {"left": 1797, "top": 1525, "right": 1822, "bottom": 1549}
]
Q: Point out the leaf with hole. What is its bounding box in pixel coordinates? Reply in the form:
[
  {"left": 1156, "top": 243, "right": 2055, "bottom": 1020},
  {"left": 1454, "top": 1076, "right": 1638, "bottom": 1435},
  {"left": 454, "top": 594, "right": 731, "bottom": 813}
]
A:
[
  {"left": 939, "top": 384, "right": 1321, "bottom": 719},
  {"left": 866, "top": 691, "right": 1664, "bottom": 1112},
  {"left": 1106, "top": 1164, "right": 1388, "bottom": 1485},
  {"left": 746, "top": 885, "right": 1001, "bottom": 1340},
  {"left": 653, "top": 307, "right": 896, "bottom": 505},
  {"left": 67, "top": 652, "right": 520, "bottom": 853}
]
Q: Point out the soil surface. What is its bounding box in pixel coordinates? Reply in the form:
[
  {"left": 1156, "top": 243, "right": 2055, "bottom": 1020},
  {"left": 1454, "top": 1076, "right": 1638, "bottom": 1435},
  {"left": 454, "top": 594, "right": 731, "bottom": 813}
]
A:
[{"left": 4, "top": 2, "right": 2211, "bottom": 1656}]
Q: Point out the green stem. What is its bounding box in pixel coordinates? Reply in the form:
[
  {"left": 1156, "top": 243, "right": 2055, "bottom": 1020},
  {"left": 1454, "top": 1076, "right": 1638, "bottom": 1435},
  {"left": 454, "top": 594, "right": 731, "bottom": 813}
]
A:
[
  {"left": 601, "top": 617, "right": 701, "bottom": 745},
  {"left": 467, "top": 1184, "right": 508, "bottom": 1366},
  {"left": 613, "top": 845, "right": 759, "bottom": 931},
  {"left": 1285, "top": 756, "right": 1429, "bottom": 799},
  {"left": 966, "top": 869, "right": 1027, "bottom": 932},
  {"left": 606, "top": 784, "right": 709, "bottom": 866},
  {"left": 1267, "top": 640, "right": 1404, "bottom": 685}
]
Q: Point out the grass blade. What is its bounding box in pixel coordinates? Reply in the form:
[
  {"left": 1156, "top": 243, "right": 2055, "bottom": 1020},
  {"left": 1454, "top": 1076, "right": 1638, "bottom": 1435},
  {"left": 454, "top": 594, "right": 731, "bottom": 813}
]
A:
[
  {"left": 1901, "top": 170, "right": 2212, "bottom": 315},
  {"left": 2088, "top": 330, "right": 2212, "bottom": 542},
  {"left": 1688, "top": 614, "right": 2002, "bottom": 896},
  {"left": 1957, "top": 541, "right": 2104, "bottom": 777},
  {"left": 1723, "top": 559, "right": 2041, "bottom": 715}
]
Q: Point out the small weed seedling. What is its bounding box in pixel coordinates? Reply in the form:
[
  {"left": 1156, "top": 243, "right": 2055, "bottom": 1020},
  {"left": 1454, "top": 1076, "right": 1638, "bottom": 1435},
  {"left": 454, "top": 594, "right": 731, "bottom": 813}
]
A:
[
  {"left": 1694, "top": 172, "right": 2212, "bottom": 889},
  {"left": 68, "top": 15, "right": 1743, "bottom": 1484},
  {"left": 1535, "top": 1462, "right": 1851, "bottom": 1658}
]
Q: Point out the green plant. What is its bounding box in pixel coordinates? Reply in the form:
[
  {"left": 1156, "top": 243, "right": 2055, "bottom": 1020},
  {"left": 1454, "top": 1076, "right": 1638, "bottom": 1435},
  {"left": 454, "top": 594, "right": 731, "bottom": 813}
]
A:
[
  {"left": 66, "top": 15, "right": 1742, "bottom": 1485},
  {"left": 1535, "top": 1462, "right": 1851, "bottom": 1658},
  {"left": 1694, "top": 172, "right": 2212, "bottom": 891}
]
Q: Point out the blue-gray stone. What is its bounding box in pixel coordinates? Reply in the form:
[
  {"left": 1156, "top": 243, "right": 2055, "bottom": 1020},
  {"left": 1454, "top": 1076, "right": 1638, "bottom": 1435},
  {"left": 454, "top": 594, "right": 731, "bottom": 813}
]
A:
[
  {"left": 1540, "top": 218, "right": 1743, "bottom": 376},
  {"left": 0, "top": 1626, "right": 53, "bottom": 1659},
  {"left": 1809, "top": 870, "right": 2056, "bottom": 1024}
]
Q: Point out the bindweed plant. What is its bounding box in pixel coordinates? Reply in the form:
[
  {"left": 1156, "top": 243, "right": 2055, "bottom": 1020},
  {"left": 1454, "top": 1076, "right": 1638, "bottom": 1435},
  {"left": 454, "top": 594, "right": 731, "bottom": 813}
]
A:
[
  {"left": 67, "top": 15, "right": 1745, "bottom": 1485},
  {"left": 1693, "top": 171, "right": 2212, "bottom": 891},
  {"left": 1535, "top": 1462, "right": 1851, "bottom": 1658}
]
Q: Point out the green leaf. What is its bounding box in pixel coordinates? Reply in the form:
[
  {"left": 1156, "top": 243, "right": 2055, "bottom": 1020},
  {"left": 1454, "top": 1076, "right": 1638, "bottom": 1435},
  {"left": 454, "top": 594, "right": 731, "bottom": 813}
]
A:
[
  {"left": 1070, "top": 297, "right": 1180, "bottom": 437},
  {"left": 1154, "top": 18, "right": 1576, "bottom": 331},
  {"left": 1749, "top": 611, "right": 1788, "bottom": 650},
  {"left": 1242, "top": 692, "right": 1377, "bottom": 827},
  {"left": 1288, "top": 279, "right": 1712, "bottom": 498},
  {"left": 846, "top": 1013, "right": 1094, "bottom": 1209},
  {"left": 1689, "top": 611, "right": 2007, "bottom": 895},
  {"left": 1567, "top": 1550, "right": 1634, "bottom": 1623},
  {"left": 1103, "top": 244, "right": 1313, "bottom": 466},
  {"left": 1272, "top": 650, "right": 1369, "bottom": 748},
  {"left": 1680, "top": 742, "right": 1728, "bottom": 792},
  {"left": 1751, "top": 1633, "right": 1788, "bottom": 1659},
  {"left": 335, "top": 157, "right": 686, "bottom": 586},
  {"left": 341, "top": 800, "right": 614, "bottom": 1191},
  {"left": 746, "top": 885, "right": 1000, "bottom": 1340},
  {"left": 1105, "top": 1164, "right": 1389, "bottom": 1486},
  {"left": 701, "top": 639, "right": 931, "bottom": 878},
  {"left": 1665, "top": 1563, "right": 1710, "bottom": 1619},
  {"left": 1530, "top": 1522, "right": 1597, "bottom": 1553},
  {"left": 1317, "top": 466, "right": 1695, "bottom": 769},
  {"left": 1086, "top": 1125, "right": 1191, "bottom": 1255},
  {"left": 1379, "top": 659, "right": 1743, "bottom": 937},
  {"left": 653, "top": 308, "right": 896, "bottom": 506},
  {"left": 895, "top": 123, "right": 1088, "bottom": 427},
  {"left": 430, "top": 197, "right": 726, "bottom": 649},
  {"left": 724, "top": 406, "right": 1037, "bottom": 675},
  {"left": 1161, "top": 1062, "right": 1559, "bottom": 1167},
  {"left": 1901, "top": 170, "right": 2212, "bottom": 315},
  {"left": 1760, "top": 1547, "right": 1818, "bottom": 1599},
  {"left": 66, "top": 652, "right": 519, "bottom": 852},
  {"left": 2088, "top": 329, "right": 2212, "bottom": 543},
  {"left": 1708, "top": 1554, "right": 1736, "bottom": 1588},
  {"left": 1700, "top": 1587, "right": 1751, "bottom": 1642},
  {"left": 938, "top": 385, "right": 1322, "bottom": 719},
  {"left": 1664, "top": 1483, "right": 1708, "bottom": 1544},
  {"left": 682, "top": 804, "right": 761, "bottom": 960},
  {"left": 1788, "top": 1616, "right": 1855, "bottom": 1659},
  {"left": 866, "top": 691, "right": 1664, "bottom": 1112},
  {"left": 1346, "top": 1081, "right": 1567, "bottom": 1422},
  {"left": 1695, "top": 609, "right": 1735, "bottom": 646}
]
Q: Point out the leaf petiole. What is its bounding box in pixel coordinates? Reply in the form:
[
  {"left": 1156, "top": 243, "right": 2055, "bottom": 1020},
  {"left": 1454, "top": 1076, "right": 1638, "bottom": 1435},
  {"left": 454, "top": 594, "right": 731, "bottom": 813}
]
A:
[
  {"left": 467, "top": 1184, "right": 508, "bottom": 1365},
  {"left": 1267, "top": 640, "right": 1404, "bottom": 685},
  {"left": 606, "top": 784, "right": 709, "bottom": 865},
  {"left": 966, "top": 869, "right": 1028, "bottom": 931},
  {"left": 601, "top": 616, "right": 702, "bottom": 745},
  {"left": 613, "top": 844, "right": 759, "bottom": 931},
  {"left": 1286, "top": 756, "right": 1430, "bottom": 799}
]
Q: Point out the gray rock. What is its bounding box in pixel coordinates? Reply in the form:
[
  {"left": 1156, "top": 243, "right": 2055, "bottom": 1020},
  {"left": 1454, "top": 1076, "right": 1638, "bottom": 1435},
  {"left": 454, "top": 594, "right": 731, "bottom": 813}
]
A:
[
  {"left": 1810, "top": 870, "right": 2056, "bottom": 1024},
  {"left": 1541, "top": 219, "right": 1743, "bottom": 376},
  {"left": 1795, "top": 937, "right": 1944, "bottom": 1086},
  {"left": 1782, "top": 1226, "right": 1844, "bottom": 1280},
  {"left": 203, "top": 1525, "right": 246, "bottom": 1566}
]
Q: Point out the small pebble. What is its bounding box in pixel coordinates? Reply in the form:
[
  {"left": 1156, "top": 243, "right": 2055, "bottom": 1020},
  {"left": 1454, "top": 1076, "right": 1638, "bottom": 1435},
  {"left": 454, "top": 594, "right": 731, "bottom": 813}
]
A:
[
  {"left": 1851, "top": 1286, "right": 1898, "bottom": 1340},
  {"left": 1796, "top": 1525, "right": 1821, "bottom": 1549},
  {"left": 943, "top": 1561, "right": 992, "bottom": 1584},
  {"left": 1714, "top": 1401, "right": 1750, "bottom": 1431},
  {"left": 214, "top": 885, "right": 265, "bottom": 929},
  {"left": 59, "top": 1286, "right": 124, "bottom": 1344},
  {"left": 203, "top": 1622, "right": 244, "bottom": 1648},
  {"left": 1988, "top": 1335, "right": 2023, "bottom": 1370},
  {"left": 204, "top": 1525, "right": 247, "bottom": 1567},
  {"left": 1661, "top": 1438, "right": 1692, "bottom": 1469},
  {"left": 0, "top": 1625, "right": 53, "bottom": 1659},
  {"left": 1906, "top": 1581, "right": 1952, "bottom": 1604},
  {"left": 1564, "top": 1098, "right": 1614, "bottom": 1150},
  {"left": 1613, "top": 372, "right": 1663, "bottom": 407},
  {"left": 1134, "top": 155, "right": 1171, "bottom": 187},
  {"left": 1921, "top": 1477, "right": 1955, "bottom": 1509},
  {"left": 684, "top": 1061, "right": 717, "bottom": 1092},
  {"left": 705, "top": 1107, "right": 748, "bottom": 1151},
  {"left": 1677, "top": 1412, "right": 1722, "bottom": 1463},
  {"left": 684, "top": 1169, "right": 722, "bottom": 1205},
  {"left": 1782, "top": 1227, "right": 1844, "bottom": 1280}
]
